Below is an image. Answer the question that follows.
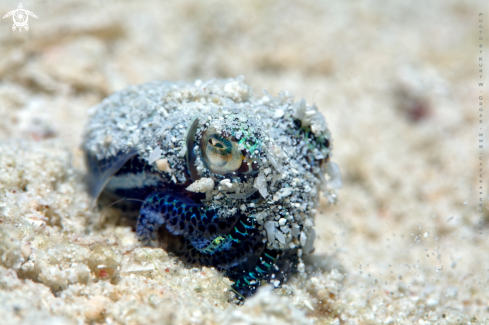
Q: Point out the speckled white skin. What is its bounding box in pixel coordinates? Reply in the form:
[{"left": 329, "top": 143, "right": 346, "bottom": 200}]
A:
[{"left": 83, "top": 77, "right": 341, "bottom": 253}]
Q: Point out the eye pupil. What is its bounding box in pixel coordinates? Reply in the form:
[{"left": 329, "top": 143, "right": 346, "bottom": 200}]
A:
[{"left": 209, "top": 138, "right": 224, "bottom": 148}]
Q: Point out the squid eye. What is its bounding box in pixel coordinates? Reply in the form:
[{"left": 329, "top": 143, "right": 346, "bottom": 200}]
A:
[{"left": 201, "top": 128, "right": 243, "bottom": 175}]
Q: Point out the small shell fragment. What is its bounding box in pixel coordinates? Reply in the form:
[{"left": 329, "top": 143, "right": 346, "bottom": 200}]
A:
[
  {"left": 149, "top": 146, "right": 162, "bottom": 164},
  {"left": 156, "top": 159, "right": 172, "bottom": 173},
  {"left": 186, "top": 177, "right": 214, "bottom": 193}
]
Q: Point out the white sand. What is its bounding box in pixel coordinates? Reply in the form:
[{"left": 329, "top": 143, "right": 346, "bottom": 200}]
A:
[{"left": 0, "top": 0, "right": 488, "bottom": 324}]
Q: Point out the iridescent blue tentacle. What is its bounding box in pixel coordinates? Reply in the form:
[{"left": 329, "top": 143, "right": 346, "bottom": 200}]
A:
[
  {"left": 136, "top": 192, "right": 298, "bottom": 300},
  {"left": 136, "top": 192, "right": 238, "bottom": 241},
  {"left": 183, "top": 215, "right": 265, "bottom": 270},
  {"left": 229, "top": 248, "right": 299, "bottom": 299}
]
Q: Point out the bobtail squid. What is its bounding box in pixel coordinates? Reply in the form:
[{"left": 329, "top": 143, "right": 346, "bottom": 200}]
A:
[{"left": 82, "top": 77, "right": 342, "bottom": 300}]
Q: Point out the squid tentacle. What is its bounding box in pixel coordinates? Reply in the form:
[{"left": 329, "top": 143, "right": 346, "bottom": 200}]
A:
[
  {"left": 183, "top": 215, "right": 265, "bottom": 270},
  {"left": 229, "top": 248, "right": 299, "bottom": 299},
  {"left": 136, "top": 192, "right": 238, "bottom": 241},
  {"left": 136, "top": 191, "right": 298, "bottom": 300}
]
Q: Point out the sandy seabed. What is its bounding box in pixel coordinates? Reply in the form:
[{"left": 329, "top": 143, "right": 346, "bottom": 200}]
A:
[{"left": 0, "top": 1, "right": 488, "bottom": 324}]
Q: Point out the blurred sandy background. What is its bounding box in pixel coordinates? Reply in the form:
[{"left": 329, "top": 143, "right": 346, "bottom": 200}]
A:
[{"left": 0, "top": 0, "right": 488, "bottom": 324}]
